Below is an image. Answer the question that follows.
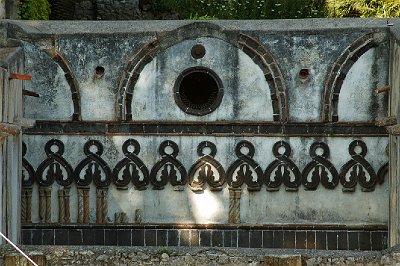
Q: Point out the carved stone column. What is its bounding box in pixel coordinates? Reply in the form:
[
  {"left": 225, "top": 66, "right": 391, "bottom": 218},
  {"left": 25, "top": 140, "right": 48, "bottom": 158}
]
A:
[
  {"left": 39, "top": 187, "right": 51, "bottom": 223},
  {"left": 228, "top": 187, "right": 241, "bottom": 224},
  {"left": 58, "top": 189, "right": 70, "bottom": 224},
  {"left": 96, "top": 188, "right": 108, "bottom": 224},
  {"left": 77, "top": 187, "right": 90, "bottom": 224},
  {"left": 21, "top": 188, "right": 32, "bottom": 223}
]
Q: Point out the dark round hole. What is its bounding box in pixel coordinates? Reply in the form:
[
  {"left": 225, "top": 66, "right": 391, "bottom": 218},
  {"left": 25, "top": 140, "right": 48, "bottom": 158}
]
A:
[
  {"left": 174, "top": 68, "right": 223, "bottom": 116},
  {"left": 95, "top": 66, "right": 105, "bottom": 77},
  {"left": 299, "top": 68, "right": 309, "bottom": 81},
  {"left": 191, "top": 44, "right": 206, "bottom": 59},
  {"left": 180, "top": 72, "right": 218, "bottom": 107}
]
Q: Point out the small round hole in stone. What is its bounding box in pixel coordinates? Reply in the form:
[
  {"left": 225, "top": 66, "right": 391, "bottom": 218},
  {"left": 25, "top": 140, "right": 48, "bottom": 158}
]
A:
[
  {"left": 95, "top": 66, "right": 105, "bottom": 78},
  {"left": 299, "top": 68, "right": 309, "bottom": 83},
  {"left": 191, "top": 44, "right": 206, "bottom": 59}
]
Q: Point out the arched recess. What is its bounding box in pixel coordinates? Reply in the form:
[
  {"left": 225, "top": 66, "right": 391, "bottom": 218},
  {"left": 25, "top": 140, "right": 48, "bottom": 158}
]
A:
[
  {"left": 116, "top": 39, "right": 161, "bottom": 121},
  {"left": 238, "top": 33, "right": 288, "bottom": 122},
  {"left": 321, "top": 33, "right": 377, "bottom": 122},
  {"left": 45, "top": 49, "right": 81, "bottom": 121},
  {"left": 116, "top": 22, "right": 287, "bottom": 122}
]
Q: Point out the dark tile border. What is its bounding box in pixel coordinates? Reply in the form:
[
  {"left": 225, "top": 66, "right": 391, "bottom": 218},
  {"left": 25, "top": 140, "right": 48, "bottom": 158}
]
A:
[
  {"left": 24, "top": 121, "right": 387, "bottom": 137},
  {"left": 22, "top": 223, "right": 387, "bottom": 231},
  {"left": 21, "top": 225, "right": 388, "bottom": 251}
]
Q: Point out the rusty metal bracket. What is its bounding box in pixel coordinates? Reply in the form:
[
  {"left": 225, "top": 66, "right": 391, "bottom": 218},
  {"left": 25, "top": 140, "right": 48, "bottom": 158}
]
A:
[
  {"left": 9, "top": 73, "right": 32, "bottom": 81},
  {"left": 375, "top": 85, "right": 390, "bottom": 94}
]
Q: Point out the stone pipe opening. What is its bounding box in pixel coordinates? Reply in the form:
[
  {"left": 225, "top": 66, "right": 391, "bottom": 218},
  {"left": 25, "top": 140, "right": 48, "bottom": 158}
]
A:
[
  {"left": 94, "top": 66, "right": 105, "bottom": 79},
  {"left": 299, "top": 68, "right": 309, "bottom": 83},
  {"left": 174, "top": 67, "right": 223, "bottom": 116}
]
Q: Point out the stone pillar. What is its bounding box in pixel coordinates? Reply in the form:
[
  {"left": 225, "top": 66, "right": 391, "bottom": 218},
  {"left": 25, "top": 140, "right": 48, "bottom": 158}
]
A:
[
  {"left": 1, "top": 0, "right": 18, "bottom": 19},
  {"left": 77, "top": 187, "right": 90, "bottom": 224},
  {"left": 228, "top": 188, "right": 241, "bottom": 224},
  {"left": 388, "top": 32, "right": 400, "bottom": 247},
  {"left": 0, "top": 49, "right": 24, "bottom": 244}
]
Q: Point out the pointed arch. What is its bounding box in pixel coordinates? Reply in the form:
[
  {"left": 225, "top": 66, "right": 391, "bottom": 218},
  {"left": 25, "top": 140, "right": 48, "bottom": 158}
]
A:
[
  {"left": 322, "top": 33, "right": 377, "bottom": 122},
  {"left": 116, "top": 22, "right": 288, "bottom": 122},
  {"left": 238, "top": 33, "right": 288, "bottom": 122},
  {"left": 46, "top": 49, "right": 81, "bottom": 121}
]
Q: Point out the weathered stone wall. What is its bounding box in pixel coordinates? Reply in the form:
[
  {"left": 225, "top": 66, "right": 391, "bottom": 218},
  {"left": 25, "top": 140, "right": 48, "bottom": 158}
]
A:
[
  {"left": 72, "top": 0, "right": 146, "bottom": 20},
  {"left": 11, "top": 20, "right": 390, "bottom": 227},
  {"left": 6, "top": 244, "right": 400, "bottom": 265},
  {"left": 1, "top": 19, "right": 398, "bottom": 249},
  {"left": 0, "top": 0, "right": 18, "bottom": 19}
]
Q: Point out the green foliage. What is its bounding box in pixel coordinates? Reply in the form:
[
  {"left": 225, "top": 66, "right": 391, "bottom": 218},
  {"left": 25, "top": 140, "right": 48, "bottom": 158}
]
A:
[
  {"left": 19, "top": 0, "right": 51, "bottom": 20},
  {"left": 154, "top": 0, "right": 400, "bottom": 19},
  {"left": 327, "top": 0, "right": 400, "bottom": 18},
  {"left": 188, "top": 13, "right": 216, "bottom": 20},
  {"left": 154, "top": 0, "right": 327, "bottom": 19},
  {"left": 156, "top": 247, "right": 172, "bottom": 256}
]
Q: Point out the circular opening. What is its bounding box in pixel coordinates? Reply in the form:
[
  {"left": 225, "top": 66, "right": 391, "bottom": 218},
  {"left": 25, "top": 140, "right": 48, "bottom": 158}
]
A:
[
  {"left": 354, "top": 145, "right": 362, "bottom": 155},
  {"left": 50, "top": 145, "right": 59, "bottom": 153},
  {"left": 277, "top": 146, "right": 286, "bottom": 155},
  {"left": 202, "top": 146, "right": 212, "bottom": 156},
  {"left": 315, "top": 147, "right": 324, "bottom": 156},
  {"left": 89, "top": 145, "right": 99, "bottom": 154},
  {"left": 175, "top": 68, "right": 223, "bottom": 116},
  {"left": 95, "top": 66, "right": 105, "bottom": 78},
  {"left": 299, "top": 68, "right": 309, "bottom": 82},
  {"left": 240, "top": 146, "right": 250, "bottom": 155},
  {"left": 164, "top": 145, "right": 174, "bottom": 155},
  {"left": 191, "top": 44, "right": 206, "bottom": 59},
  {"left": 126, "top": 145, "right": 135, "bottom": 153}
]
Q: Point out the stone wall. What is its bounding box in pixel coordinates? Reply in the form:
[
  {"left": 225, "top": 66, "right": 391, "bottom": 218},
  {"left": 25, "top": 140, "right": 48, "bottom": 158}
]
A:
[
  {"left": 14, "top": 20, "right": 390, "bottom": 227},
  {"left": 72, "top": 0, "right": 150, "bottom": 20},
  {"left": 0, "top": 0, "right": 18, "bottom": 19},
  {"left": 0, "top": 245, "right": 392, "bottom": 266},
  {"left": 1, "top": 19, "right": 399, "bottom": 249}
]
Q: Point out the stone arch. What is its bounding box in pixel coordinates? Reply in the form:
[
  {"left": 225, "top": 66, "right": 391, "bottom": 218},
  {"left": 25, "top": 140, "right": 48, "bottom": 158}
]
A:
[
  {"left": 238, "top": 33, "right": 288, "bottom": 122},
  {"left": 321, "top": 33, "right": 377, "bottom": 122},
  {"left": 46, "top": 49, "right": 81, "bottom": 121},
  {"left": 116, "top": 22, "right": 287, "bottom": 122}
]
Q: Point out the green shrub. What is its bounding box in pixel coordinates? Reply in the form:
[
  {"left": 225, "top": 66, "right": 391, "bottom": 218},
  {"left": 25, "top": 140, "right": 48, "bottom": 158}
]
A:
[
  {"left": 19, "top": 0, "right": 51, "bottom": 20},
  {"left": 326, "top": 0, "right": 400, "bottom": 18},
  {"left": 154, "top": 0, "right": 400, "bottom": 19},
  {"left": 154, "top": 0, "right": 328, "bottom": 19},
  {"left": 156, "top": 247, "right": 172, "bottom": 256}
]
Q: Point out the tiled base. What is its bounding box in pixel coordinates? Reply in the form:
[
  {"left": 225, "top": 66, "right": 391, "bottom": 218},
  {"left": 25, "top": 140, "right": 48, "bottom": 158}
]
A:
[{"left": 21, "top": 224, "right": 388, "bottom": 250}]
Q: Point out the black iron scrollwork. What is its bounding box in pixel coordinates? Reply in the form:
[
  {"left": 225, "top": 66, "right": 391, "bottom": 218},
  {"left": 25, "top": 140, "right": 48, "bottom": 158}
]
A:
[
  {"left": 226, "top": 140, "right": 262, "bottom": 191},
  {"left": 150, "top": 140, "right": 187, "bottom": 190},
  {"left": 112, "top": 139, "right": 149, "bottom": 190},
  {"left": 74, "top": 140, "right": 112, "bottom": 188},
  {"left": 302, "top": 142, "right": 339, "bottom": 190},
  {"left": 35, "top": 139, "right": 74, "bottom": 187},
  {"left": 339, "top": 140, "right": 377, "bottom": 192},
  {"left": 22, "top": 142, "right": 35, "bottom": 187},
  {"left": 264, "top": 141, "right": 301, "bottom": 191},
  {"left": 188, "top": 141, "right": 226, "bottom": 191}
]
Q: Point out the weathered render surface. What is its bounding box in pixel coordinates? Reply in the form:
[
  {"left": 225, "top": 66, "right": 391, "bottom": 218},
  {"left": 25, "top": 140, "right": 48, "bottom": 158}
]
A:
[
  {"left": 388, "top": 25, "right": 400, "bottom": 247},
  {"left": 0, "top": 19, "right": 398, "bottom": 250},
  {"left": 0, "top": 46, "right": 24, "bottom": 244}
]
